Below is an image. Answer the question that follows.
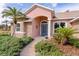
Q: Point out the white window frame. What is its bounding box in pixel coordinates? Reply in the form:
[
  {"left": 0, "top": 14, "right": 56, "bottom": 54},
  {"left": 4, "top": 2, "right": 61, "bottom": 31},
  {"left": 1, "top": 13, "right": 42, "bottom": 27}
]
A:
[
  {"left": 53, "top": 21, "right": 67, "bottom": 34},
  {"left": 15, "top": 23, "right": 20, "bottom": 32}
]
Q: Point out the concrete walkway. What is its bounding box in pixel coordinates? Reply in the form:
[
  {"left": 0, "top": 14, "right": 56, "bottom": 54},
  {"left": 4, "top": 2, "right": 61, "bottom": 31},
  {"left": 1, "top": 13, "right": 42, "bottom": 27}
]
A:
[{"left": 20, "top": 37, "right": 44, "bottom": 56}]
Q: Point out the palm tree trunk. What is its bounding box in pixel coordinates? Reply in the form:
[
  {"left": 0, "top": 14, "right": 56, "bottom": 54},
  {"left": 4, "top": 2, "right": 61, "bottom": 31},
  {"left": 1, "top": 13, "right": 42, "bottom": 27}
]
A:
[
  {"left": 63, "top": 37, "right": 69, "bottom": 45},
  {"left": 11, "top": 23, "right": 16, "bottom": 36},
  {"left": 11, "top": 18, "right": 17, "bottom": 36},
  {"left": 5, "top": 23, "right": 8, "bottom": 31}
]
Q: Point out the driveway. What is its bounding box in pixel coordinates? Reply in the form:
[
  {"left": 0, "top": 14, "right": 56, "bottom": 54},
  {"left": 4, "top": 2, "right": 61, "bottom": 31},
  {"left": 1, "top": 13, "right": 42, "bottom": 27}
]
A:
[{"left": 20, "top": 37, "right": 44, "bottom": 56}]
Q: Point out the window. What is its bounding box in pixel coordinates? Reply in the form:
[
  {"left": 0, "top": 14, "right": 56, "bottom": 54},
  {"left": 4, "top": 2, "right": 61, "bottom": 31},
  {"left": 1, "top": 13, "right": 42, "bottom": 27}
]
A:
[
  {"left": 60, "top": 22, "right": 65, "bottom": 28},
  {"left": 54, "top": 23, "right": 59, "bottom": 29},
  {"left": 16, "top": 23, "right": 20, "bottom": 31},
  {"left": 54, "top": 22, "right": 66, "bottom": 32}
]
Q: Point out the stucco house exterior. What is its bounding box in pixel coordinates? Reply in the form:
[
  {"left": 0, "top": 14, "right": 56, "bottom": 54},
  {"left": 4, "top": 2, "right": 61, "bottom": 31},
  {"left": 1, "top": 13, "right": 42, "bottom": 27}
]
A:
[{"left": 11, "top": 4, "right": 79, "bottom": 38}]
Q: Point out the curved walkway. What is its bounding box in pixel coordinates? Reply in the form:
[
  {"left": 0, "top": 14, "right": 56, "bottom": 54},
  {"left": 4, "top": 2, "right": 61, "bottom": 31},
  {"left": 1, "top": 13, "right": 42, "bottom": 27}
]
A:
[{"left": 20, "top": 37, "right": 44, "bottom": 56}]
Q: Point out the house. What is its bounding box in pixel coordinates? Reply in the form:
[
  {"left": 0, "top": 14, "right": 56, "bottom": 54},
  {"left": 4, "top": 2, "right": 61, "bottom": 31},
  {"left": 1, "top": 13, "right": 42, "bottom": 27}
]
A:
[{"left": 11, "top": 4, "right": 79, "bottom": 39}]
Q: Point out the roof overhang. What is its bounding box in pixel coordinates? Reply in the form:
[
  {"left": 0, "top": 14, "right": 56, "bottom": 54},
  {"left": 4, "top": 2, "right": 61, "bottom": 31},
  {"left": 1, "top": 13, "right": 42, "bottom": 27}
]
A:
[
  {"left": 25, "top": 4, "right": 54, "bottom": 15},
  {"left": 24, "top": 20, "right": 32, "bottom": 22},
  {"left": 70, "top": 17, "right": 79, "bottom": 23}
]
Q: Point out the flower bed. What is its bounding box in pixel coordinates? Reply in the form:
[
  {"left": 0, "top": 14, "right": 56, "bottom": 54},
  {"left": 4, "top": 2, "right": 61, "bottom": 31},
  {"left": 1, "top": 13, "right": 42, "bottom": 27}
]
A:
[
  {"left": 35, "top": 40, "right": 63, "bottom": 56},
  {"left": 68, "top": 37, "right": 79, "bottom": 48}
]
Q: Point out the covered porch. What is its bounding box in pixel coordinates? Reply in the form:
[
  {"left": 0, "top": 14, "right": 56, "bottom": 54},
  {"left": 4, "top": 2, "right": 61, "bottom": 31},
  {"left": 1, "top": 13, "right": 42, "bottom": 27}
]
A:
[{"left": 31, "top": 16, "right": 52, "bottom": 38}]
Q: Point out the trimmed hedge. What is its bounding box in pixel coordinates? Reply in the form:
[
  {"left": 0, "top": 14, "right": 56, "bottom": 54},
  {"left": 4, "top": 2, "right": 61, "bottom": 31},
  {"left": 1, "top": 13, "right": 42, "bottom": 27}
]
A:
[
  {"left": 0, "top": 31, "right": 10, "bottom": 36},
  {"left": 20, "top": 36, "right": 33, "bottom": 47},
  {"left": 35, "top": 40, "right": 63, "bottom": 56},
  {"left": 0, "top": 35, "right": 33, "bottom": 56}
]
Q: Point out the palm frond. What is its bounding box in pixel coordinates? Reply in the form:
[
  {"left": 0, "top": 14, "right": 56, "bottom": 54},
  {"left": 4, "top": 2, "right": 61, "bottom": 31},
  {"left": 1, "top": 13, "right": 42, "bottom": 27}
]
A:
[{"left": 2, "top": 6, "right": 29, "bottom": 24}]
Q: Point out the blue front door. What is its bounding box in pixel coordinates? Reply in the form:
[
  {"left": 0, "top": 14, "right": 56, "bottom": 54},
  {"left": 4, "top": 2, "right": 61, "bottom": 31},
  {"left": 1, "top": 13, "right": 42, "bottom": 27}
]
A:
[{"left": 41, "top": 22, "right": 48, "bottom": 36}]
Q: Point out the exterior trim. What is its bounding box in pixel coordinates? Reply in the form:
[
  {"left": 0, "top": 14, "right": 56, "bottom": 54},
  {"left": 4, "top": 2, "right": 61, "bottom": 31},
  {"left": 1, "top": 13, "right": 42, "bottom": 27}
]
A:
[
  {"left": 15, "top": 31, "right": 25, "bottom": 34},
  {"left": 70, "top": 17, "right": 79, "bottom": 23},
  {"left": 40, "top": 20, "right": 48, "bottom": 36},
  {"left": 53, "top": 21, "right": 67, "bottom": 34},
  {"left": 25, "top": 4, "right": 54, "bottom": 15},
  {"left": 15, "top": 22, "right": 21, "bottom": 32}
]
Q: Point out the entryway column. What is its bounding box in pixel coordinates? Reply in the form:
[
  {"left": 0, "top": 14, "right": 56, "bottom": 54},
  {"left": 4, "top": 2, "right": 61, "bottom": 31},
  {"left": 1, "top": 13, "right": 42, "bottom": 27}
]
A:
[
  {"left": 21, "top": 22, "right": 25, "bottom": 35},
  {"left": 48, "top": 20, "right": 51, "bottom": 38}
]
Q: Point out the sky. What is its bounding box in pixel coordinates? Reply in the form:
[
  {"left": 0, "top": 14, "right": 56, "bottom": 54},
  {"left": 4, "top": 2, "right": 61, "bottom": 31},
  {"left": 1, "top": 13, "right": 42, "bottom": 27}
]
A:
[{"left": 1, "top": 3, "right": 79, "bottom": 24}]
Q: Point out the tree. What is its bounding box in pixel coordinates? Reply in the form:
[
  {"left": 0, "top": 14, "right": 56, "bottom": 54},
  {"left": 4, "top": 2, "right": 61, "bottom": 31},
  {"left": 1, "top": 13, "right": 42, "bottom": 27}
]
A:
[
  {"left": 2, "top": 7, "right": 29, "bottom": 36},
  {"left": 53, "top": 27, "right": 75, "bottom": 45},
  {"left": 2, "top": 20, "right": 10, "bottom": 31}
]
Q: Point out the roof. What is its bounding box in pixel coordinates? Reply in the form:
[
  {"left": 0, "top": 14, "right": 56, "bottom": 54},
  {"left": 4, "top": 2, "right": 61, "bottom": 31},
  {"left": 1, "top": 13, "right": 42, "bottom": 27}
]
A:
[
  {"left": 24, "top": 20, "right": 32, "bottom": 22},
  {"left": 25, "top": 4, "right": 54, "bottom": 15},
  {"left": 24, "top": 4, "right": 79, "bottom": 22},
  {"left": 70, "top": 17, "right": 79, "bottom": 23},
  {"left": 56, "top": 10, "right": 79, "bottom": 19}
]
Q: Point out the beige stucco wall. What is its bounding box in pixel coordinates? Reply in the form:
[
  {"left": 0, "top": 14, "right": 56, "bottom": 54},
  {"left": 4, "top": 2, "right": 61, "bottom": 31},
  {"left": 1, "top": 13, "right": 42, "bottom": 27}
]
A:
[
  {"left": 11, "top": 6, "right": 54, "bottom": 38},
  {"left": 71, "top": 21, "right": 79, "bottom": 32},
  {"left": 26, "top": 7, "right": 52, "bottom": 20},
  {"left": 71, "top": 20, "right": 79, "bottom": 38},
  {"left": 32, "top": 19, "right": 39, "bottom": 37},
  {"left": 24, "top": 22, "right": 32, "bottom": 37},
  {"left": 10, "top": 21, "right": 25, "bottom": 37},
  {"left": 13, "top": 21, "right": 32, "bottom": 37},
  {"left": 51, "top": 19, "right": 71, "bottom": 35},
  {"left": 24, "top": 20, "right": 41, "bottom": 38},
  {"left": 25, "top": 7, "right": 54, "bottom": 38},
  {"left": 13, "top": 5, "right": 79, "bottom": 38},
  {"left": 32, "top": 17, "right": 48, "bottom": 37}
]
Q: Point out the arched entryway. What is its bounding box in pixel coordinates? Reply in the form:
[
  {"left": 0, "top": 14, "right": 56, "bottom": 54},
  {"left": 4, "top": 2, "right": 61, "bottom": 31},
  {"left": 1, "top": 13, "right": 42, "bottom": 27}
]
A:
[
  {"left": 40, "top": 20, "right": 48, "bottom": 36},
  {"left": 33, "top": 16, "right": 48, "bottom": 37}
]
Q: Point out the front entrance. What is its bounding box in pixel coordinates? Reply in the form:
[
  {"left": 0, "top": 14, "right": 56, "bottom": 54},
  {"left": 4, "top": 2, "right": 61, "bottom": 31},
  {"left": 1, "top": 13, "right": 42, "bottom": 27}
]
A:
[{"left": 40, "top": 21, "right": 48, "bottom": 36}]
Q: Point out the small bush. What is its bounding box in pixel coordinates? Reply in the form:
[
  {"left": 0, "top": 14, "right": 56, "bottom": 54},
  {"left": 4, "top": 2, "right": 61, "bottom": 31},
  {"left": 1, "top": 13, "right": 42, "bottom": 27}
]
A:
[
  {"left": 53, "top": 27, "right": 75, "bottom": 44},
  {"left": 53, "top": 33, "right": 64, "bottom": 44},
  {"left": 0, "top": 33, "right": 10, "bottom": 36},
  {"left": 0, "top": 31, "right": 10, "bottom": 36},
  {"left": 0, "top": 36, "right": 21, "bottom": 56},
  {"left": 35, "top": 40, "right": 63, "bottom": 56},
  {"left": 68, "top": 37, "right": 79, "bottom": 48},
  {"left": 20, "top": 36, "right": 33, "bottom": 47},
  {"left": 0, "top": 35, "right": 33, "bottom": 56}
]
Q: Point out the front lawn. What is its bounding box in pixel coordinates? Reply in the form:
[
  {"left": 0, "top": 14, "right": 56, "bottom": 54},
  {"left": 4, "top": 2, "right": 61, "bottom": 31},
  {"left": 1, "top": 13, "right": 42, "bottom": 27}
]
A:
[{"left": 0, "top": 35, "right": 33, "bottom": 56}]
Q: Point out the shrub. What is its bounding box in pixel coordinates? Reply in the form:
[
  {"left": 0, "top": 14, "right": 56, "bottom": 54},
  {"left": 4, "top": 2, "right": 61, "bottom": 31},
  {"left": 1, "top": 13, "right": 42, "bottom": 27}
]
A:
[
  {"left": 20, "top": 36, "right": 33, "bottom": 47},
  {"left": 0, "top": 31, "right": 10, "bottom": 36},
  {"left": 0, "top": 36, "right": 21, "bottom": 56},
  {"left": 0, "top": 33, "right": 10, "bottom": 36},
  {"left": 68, "top": 37, "right": 79, "bottom": 48},
  {"left": 35, "top": 40, "right": 63, "bottom": 56},
  {"left": 53, "top": 33, "right": 64, "bottom": 44},
  {"left": 0, "top": 35, "right": 33, "bottom": 56},
  {"left": 53, "top": 27, "right": 75, "bottom": 44}
]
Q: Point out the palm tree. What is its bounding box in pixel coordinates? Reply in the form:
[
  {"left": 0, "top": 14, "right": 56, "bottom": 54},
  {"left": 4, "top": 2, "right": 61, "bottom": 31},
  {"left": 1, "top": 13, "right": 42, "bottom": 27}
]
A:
[
  {"left": 53, "top": 27, "right": 75, "bottom": 45},
  {"left": 2, "top": 20, "right": 10, "bottom": 31},
  {"left": 2, "top": 7, "right": 29, "bottom": 36}
]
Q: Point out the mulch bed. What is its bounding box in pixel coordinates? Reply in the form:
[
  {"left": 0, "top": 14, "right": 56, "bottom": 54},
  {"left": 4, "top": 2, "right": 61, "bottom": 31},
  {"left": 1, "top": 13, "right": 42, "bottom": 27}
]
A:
[
  {"left": 48, "top": 39, "right": 79, "bottom": 56},
  {"left": 57, "top": 44, "right": 79, "bottom": 56}
]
